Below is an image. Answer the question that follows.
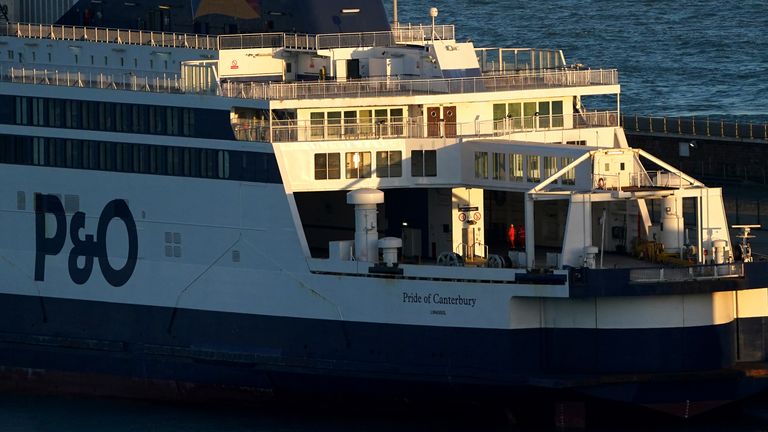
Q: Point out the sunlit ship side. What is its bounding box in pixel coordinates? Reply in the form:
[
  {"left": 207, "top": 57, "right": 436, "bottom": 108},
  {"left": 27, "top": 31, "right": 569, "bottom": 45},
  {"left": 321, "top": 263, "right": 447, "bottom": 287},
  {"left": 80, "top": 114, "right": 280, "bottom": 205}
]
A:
[{"left": 1, "top": 0, "right": 768, "bottom": 419}]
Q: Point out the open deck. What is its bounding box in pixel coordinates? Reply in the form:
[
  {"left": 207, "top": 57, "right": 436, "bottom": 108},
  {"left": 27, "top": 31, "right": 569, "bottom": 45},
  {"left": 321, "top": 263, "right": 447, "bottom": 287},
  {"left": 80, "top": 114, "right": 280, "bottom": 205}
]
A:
[
  {"left": 1, "top": 21, "right": 454, "bottom": 51},
  {"left": 0, "top": 65, "right": 618, "bottom": 102},
  {"left": 221, "top": 68, "right": 617, "bottom": 100}
]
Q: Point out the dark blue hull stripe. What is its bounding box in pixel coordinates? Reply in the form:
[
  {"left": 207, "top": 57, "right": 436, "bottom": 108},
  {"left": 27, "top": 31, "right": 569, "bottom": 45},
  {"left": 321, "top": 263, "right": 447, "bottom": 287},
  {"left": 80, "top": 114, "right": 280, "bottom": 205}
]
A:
[{"left": 2, "top": 292, "right": 768, "bottom": 405}]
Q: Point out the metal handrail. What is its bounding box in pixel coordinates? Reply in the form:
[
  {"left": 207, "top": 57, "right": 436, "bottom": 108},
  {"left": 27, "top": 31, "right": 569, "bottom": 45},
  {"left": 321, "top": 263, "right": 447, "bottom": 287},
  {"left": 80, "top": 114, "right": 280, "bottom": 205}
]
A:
[
  {"left": 623, "top": 114, "right": 768, "bottom": 142},
  {"left": 0, "top": 64, "right": 618, "bottom": 105},
  {"left": 629, "top": 263, "right": 743, "bottom": 283},
  {"left": 1, "top": 21, "right": 454, "bottom": 52},
  {"left": 591, "top": 169, "right": 690, "bottom": 191},
  {"left": 471, "top": 242, "right": 489, "bottom": 259},
  {"left": 218, "top": 24, "right": 455, "bottom": 50},
  {"left": 1, "top": 22, "right": 218, "bottom": 50},
  {"left": 221, "top": 68, "right": 618, "bottom": 101},
  {"left": 2, "top": 66, "right": 183, "bottom": 94}
]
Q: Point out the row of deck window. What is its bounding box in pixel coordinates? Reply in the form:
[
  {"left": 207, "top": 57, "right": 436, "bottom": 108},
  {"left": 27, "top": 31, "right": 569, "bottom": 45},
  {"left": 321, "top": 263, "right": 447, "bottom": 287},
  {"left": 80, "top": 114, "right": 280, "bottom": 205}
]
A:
[
  {"left": 11, "top": 96, "right": 196, "bottom": 136},
  {"left": 3, "top": 96, "right": 235, "bottom": 140},
  {"left": 474, "top": 151, "right": 575, "bottom": 184},
  {"left": 492, "top": 100, "right": 564, "bottom": 130},
  {"left": 0, "top": 134, "right": 281, "bottom": 183},
  {"left": 309, "top": 108, "right": 406, "bottom": 139},
  {"left": 314, "top": 150, "right": 436, "bottom": 180}
]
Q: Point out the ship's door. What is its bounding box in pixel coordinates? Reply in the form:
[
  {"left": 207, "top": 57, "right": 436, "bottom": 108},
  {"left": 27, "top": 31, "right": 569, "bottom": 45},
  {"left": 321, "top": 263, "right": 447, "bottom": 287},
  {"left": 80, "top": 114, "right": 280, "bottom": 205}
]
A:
[
  {"left": 443, "top": 106, "right": 457, "bottom": 137},
  {"left": 347, "top": 59, "right": 361, "bottom": 80},
  {"left": 462, "top": 226, "right": 475, "bottom": 260},
  {"left": 427, "top": 107, "right": 441, "bottom": 137}
]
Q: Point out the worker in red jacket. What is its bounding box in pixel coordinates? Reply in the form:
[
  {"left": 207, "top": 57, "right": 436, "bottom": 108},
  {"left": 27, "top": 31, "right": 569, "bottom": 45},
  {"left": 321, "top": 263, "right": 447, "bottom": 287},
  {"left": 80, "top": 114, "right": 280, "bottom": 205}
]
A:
[{"left": 507, "top": 224, "right": 516, "bottom": 250}]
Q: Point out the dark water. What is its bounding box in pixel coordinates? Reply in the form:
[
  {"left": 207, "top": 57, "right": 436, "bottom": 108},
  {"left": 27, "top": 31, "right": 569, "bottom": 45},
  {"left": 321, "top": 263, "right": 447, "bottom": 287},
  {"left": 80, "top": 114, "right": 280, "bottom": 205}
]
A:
[
  {"left": 0, "top": 394, "right": 514, "bottom": 432},
  {"left": 5, "top": 393, "right": 768, "bottom": 431},
  {"left": 3, "top": 1, "right": 768, "bottom": 429},
  {"left": 391, "top": 0, "right": 768, "bottom": 123}
]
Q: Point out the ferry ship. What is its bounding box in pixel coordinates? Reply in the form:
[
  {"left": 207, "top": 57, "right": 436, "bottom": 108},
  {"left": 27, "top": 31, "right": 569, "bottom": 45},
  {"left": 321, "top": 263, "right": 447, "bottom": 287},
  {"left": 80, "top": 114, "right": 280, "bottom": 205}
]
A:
[{"left": 1, "top": 0, "right": 768, "bottom": 419}]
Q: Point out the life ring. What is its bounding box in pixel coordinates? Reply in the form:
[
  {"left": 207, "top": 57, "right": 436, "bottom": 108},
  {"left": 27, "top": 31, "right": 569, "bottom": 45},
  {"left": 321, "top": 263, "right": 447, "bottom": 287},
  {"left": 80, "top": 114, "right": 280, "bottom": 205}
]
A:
[
  {"left": 608, "top": 114, "right": 616, "bottom": 125},
  {"left": 597, "top": 177, "right": 606, "bottom": 189}
]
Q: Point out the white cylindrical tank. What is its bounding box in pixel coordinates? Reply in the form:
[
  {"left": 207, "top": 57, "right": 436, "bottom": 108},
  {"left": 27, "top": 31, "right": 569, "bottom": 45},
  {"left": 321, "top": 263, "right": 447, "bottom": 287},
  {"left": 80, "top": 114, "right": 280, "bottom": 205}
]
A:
[
  {"left": 347, "top": 189, "right": 384, "bottom": 263},
  {"left": 584, "top": 246, "right": 599, "bottom": 269},
  {"left": 660, "top": 196, "right": 684, "bottom": 253},
  {"left": 378, "top": 237, "right": 402, "bottom": 267},
  {"left": 712, "top": 239, "right": 727, "bottom": 264}
]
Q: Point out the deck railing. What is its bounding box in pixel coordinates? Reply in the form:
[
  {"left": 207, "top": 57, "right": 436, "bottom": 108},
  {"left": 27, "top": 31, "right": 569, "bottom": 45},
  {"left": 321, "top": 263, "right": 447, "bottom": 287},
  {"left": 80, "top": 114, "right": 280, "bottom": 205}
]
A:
[
  {"left": 218, "top": 24, "right": 455, "bottom": 50},
  {"left": 2, "top": 66, "right": 184, "bottom": 94},
  {"left": 0, "top": 64, "right": 617, "bottom": 104},
  {"left": 221, "top": 68, "right": 618, "bottom": 101},
  {"left": 1, "top": 21, "right": 454, "bottom": 52},
  {"left": 622, "top": 114, "right": 768, "bottom": 142},
  {"left": 2, "top": 65, "right": 617, "bottom": 102},
  {"left": 1, "top": 22, "right": 218, "bottom": 50},
  {"left": 233, "top": 110, "right": 619, "bottom": 143},
  {"left": 629, "top": 263, "right": 743, "bottom": 283},
  {"left": 591, "top": 169, "right": 692, "bottom": 191}
]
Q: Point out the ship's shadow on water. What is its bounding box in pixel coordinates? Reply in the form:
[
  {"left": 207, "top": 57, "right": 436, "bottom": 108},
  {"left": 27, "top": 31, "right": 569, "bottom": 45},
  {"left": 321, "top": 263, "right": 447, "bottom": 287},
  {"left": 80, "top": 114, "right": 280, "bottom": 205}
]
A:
[{"left": 3, "top": 394, "right": 768, "bottom": 432}]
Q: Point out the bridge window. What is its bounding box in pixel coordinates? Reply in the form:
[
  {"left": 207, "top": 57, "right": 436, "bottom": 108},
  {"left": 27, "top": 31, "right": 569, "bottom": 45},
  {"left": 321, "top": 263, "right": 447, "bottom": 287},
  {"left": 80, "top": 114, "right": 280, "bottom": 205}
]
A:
[
  {"left": 345, "top": 152, "right": 371, "bottom": 179},
  {"left": 492, "top": 152, "right": 506, "bottom": 180},
  {"left": 527, "top": 155, "right": 540, "bottom": 183},
  {"left": 376, "top": 151, "right": 402, "bottom": 178},
  {"left": 493, "top": 104, "right": 506, "bottom": 131},
  {"left": 495, "top": 101, "right": 566, "bottom": 131},
  {"left": 309, "top": 113, "right": 325, "bottom": 138},
  {"left": 327, "top": 112, "right": 342, "bottom": 139},
  {"left": 474, "top": 151, "right": 488, "bottom": 179},
  {"left": 543, "top": 156, "right": 557, "bottom": 179},
  {"left": 510, "top": 154, "right": 523, "bottom": 182},
  {"left": 560, "top": 157, "right": 575, "bottom": 185},
  {"left": 411, "top": 150, "right": 437, "bottom": 177},
  {"left": 359, "top": 110, "right": 373, "bottom": 136},
  {"left": 552, "top": 101, "right": 563, "bottom": 127},
  {"left": 314, "top": 153, "right": 340, "bottom": 180},
  {"left": 343, "top": 111, "right": 357, "bottom": 137},
  {"left": 390, "top": 108, "right": 404, "bottom": 136}
]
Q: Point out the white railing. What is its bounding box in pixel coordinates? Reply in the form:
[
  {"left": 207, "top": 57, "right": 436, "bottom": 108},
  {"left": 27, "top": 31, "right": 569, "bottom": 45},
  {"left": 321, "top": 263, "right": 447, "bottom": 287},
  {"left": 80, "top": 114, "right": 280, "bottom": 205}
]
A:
[
  {"left": 232, "top": 111, "right": 620, "bottom": 143},
  {"left": 629, "top": 263, "right": 743, "bottom": 283},
  {"left": 2, "top": 66, "right": 183, "bottom": 93},
  {"left": 1, "top": 22, "right": 218, "bottom": 50},
  {"left": 1, "top": 21, "right": 454, "bottom": 52},
  {"left": 221, "top": 68, "right": 618, "bottom": 101},
  {"left": 592, "top": 169, "right": 689, "bottom": 191},
  {"left": 1, "top": 64, "right": 618, "bottom": 104},
  {"left": 218, "top": 24, "right": 455, "bottom": 50}
]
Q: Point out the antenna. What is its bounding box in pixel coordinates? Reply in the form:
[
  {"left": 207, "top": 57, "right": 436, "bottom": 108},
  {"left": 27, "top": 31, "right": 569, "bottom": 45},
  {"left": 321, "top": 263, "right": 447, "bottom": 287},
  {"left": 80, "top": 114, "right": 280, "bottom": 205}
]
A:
[
  {"left": 733, "top": 224, "right": 760, "bottom": 262},
  {"left": 429, "top": 7, "right": 438, "bottom": 41},
  {"left": 392, "top": 0, "right": 398, "bottom": 29}
]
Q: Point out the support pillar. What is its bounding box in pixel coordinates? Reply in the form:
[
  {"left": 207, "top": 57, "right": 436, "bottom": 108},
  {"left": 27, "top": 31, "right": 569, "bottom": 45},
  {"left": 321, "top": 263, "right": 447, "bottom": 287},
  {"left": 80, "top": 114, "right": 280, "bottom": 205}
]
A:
[{"left": 525, "top": 192, "right": 535, "bottom": 268}]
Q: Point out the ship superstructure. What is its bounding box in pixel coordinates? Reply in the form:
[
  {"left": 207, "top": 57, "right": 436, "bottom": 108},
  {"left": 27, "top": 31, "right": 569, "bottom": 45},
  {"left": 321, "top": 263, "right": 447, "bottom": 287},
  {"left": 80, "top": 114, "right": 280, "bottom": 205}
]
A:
[{"left": 1, "top": 2, "right": 768, "bottom": 418}]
